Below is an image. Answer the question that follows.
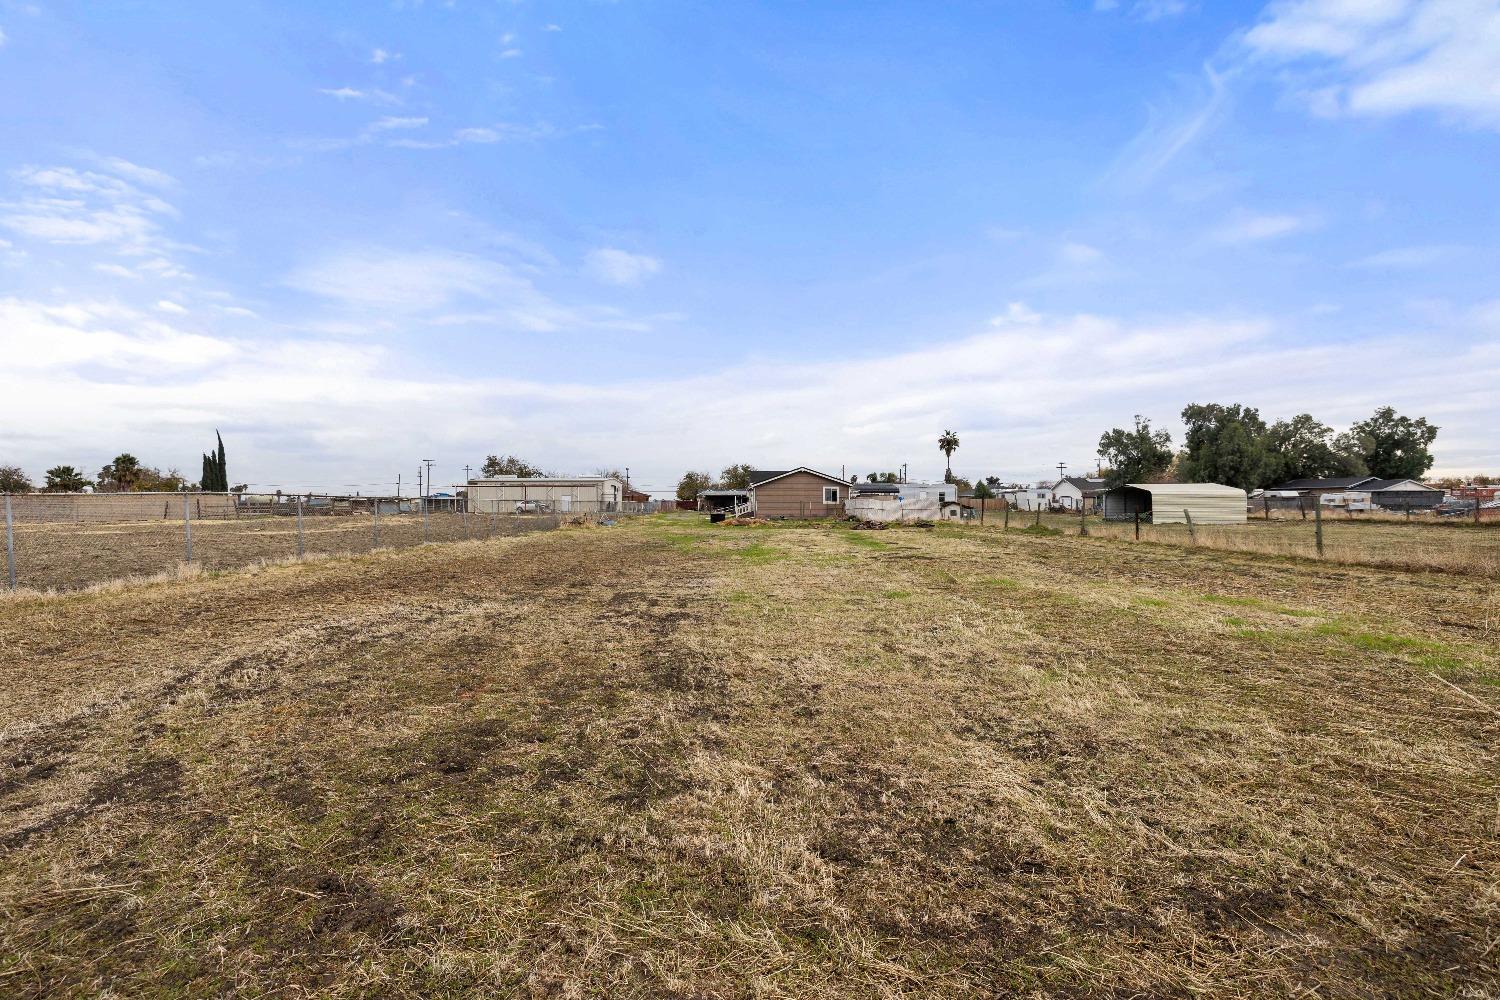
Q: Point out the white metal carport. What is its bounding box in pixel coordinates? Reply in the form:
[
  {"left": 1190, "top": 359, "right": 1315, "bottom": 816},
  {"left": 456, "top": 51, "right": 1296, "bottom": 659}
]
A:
[{"left": 1101, "top": 483, "right": 1248, "bottom": 525}]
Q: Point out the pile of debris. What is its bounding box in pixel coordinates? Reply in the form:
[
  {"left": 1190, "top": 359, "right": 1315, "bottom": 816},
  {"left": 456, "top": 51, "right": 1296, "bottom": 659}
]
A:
[{"left": 847, "top": 519, "right": 889, "bottom": 531}]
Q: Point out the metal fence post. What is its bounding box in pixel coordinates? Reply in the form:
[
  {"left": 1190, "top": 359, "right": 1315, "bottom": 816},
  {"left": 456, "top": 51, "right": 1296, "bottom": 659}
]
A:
[
  {"left": 422, "top": 498, "right": 429, "bottom": 542},
  {"left": 5, "top": 495, "right": 15, "bottom": 591},
  {"left": 183, "top": 495, "right": 193, "bottom": 563},
  {"left": 296, "top": 500, "right": 305, "bottom": 559},
  {"left": 1183, "top": 509, "right": 1196, "bottom": 545},
  {"left": 373, "top": 501, "right": 381, "bottom": 548},
  {"left": 1314, "top": 501, "right": 1324, "bottom": 557},
  {"left": 462, "top": 502, "right": 469, "bottom": 539},
  {"left": 1034, "top": 505, "right": 1041, "bottom": 527},
  {"left": 1134, "top": 511, "right": 1140, "bottom": 540},
  {"left": 1079, "top": 502, "right": 1088, "bottom": 537}
]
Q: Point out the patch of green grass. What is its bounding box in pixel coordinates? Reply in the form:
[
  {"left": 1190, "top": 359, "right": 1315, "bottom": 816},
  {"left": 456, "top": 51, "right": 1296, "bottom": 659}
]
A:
[
  {"left": 1310, "top": 622, "right": 1446, "bottom": 655},
  {"left": 1222, "top": 616, "right": 1250, "bottom": 628},
  {"left": 733, "top": 541, "right": 786, "bottom": 564},
  {"left": 1018, "top": 524, "right": 1062, "bottom": 537},
  {"left": 882, "top": 589, "right": 912, "bottom": 599},
  {"left": 838, "top": 529, "right": 891, "bottom": 550},
  {"left": 979, "top": 576, "right": 1020, "bottom": 589},
  {"left": 1201, "top": 594, "right": 1321, "bottom": 617},
  {"left": 1132, "top": 596, "right": 1170, "bottom": 609}
]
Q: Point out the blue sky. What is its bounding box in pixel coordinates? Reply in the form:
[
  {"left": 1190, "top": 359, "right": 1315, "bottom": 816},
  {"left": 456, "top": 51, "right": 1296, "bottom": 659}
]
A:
[{"left": 1, "top": 0, "right": 1497, "bottom": 494}]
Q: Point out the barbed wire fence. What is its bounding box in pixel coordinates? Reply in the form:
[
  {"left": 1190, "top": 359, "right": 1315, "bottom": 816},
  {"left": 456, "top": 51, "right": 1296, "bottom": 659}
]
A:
[{"left": 2, "top": 492, "right": 655, "bottom": 594}]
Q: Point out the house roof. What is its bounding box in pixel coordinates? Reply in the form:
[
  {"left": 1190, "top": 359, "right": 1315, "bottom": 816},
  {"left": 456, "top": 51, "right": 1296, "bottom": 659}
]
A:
[
  {"left": 748, "top": 467, "right": 848, "bottom": 488},
  {"left": 698, "top": 488, "right": 750, "bottom": 497},
  {"left": 1056, "top": 476, "right": 1108, "bottom": 495},
  {"left": 1267, "top": 476, "right": 1376, "bottom": 491},
  {"left": 1360, "top": 478, "right": 1439, "bottom": 492},
  {"left": 850, "top": 482, "right": 900, "bottom": 494}
]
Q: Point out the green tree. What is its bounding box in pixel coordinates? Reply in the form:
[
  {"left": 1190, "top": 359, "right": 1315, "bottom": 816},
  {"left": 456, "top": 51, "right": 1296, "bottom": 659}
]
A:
[
  {"left": 676, "top": 471, "right": 714, "bottom": 503},
  {"left": 1097, "top": 416, "right": 1174, "bottom": 487},
  {"left": 1180, "top": 403, "right": 1275, "bottom": 490},
  {"left": 44, "top": 465, "right": 89, "bottom": 492},
  {"left": 865, "top": 471, "right": 900, "bottom": 483},
  {"left": 937, "top": 430, "right": 960, "bottom": 480},
  {"left": 719, "top": 464, "right": 755, "bottom": 490},
  {"left": 1348, "top": 406, "right": 1438, "bottom": 479},
  {"left": 1264, "top": 414, "right": 1364, "bottom": 482},
  {"left": 481, "top": 454, "right": 544, "bottom": 477},
  {"left": 200, "top": 431, "right": 228, "bottom": 492},
  {"left": 0, "top": 464, "right": 32, "bottom": 493},
  {"left": 972, "top": 480, "right": 995, "bottom": 499},
  {"left": 97, "top": 454, "right": 143, "bottom": 492}
]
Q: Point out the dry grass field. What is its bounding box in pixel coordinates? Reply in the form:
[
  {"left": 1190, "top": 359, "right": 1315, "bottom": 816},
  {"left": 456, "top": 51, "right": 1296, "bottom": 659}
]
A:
[
  {"left": 6, "top": 512, "right": 560, "bottom": 592},
  {"left": 1, "top": 514, "right": 1496, "bottom": 998}
]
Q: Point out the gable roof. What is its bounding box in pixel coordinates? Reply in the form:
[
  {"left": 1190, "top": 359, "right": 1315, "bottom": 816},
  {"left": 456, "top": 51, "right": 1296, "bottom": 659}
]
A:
[
  {"left": 1361, "top": 478, "right": 1439, "bottom": 492},
  {"left": 1267, "top": 476, "right": 1377, "bottom": 491},
  {"left": 748, "top": 467, "right": 849, "bottom": 488},
  {"left": 1056, "top": 476, "right": 1108, "bottom": 495}
]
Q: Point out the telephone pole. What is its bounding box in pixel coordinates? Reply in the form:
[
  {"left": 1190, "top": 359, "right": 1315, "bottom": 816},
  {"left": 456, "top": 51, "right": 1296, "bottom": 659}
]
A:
[
  {"left": 1056, "top": 462, "right": 1067, "bottom": 483},
  {"left": 422, "top": 459, "right": 435, "bottom": 498}
]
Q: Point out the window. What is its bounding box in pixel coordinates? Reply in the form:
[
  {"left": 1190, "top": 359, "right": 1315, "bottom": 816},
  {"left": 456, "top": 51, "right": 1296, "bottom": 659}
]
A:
[{"left": 823, "top": 486, "right": 840, "bottom": 504}]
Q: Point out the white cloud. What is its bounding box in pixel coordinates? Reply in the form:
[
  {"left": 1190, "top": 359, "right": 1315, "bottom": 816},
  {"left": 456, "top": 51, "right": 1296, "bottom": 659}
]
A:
[
  {"left": 0, "top": 27, "right": 7, "bottom": 47},
  {"left": 370, "top": 48, "right": 398, "bottom": 64},
  {"left": 543, "top": 23, "right": 562, "bottom": 32},
  {"left": 1210, "top": 211, "right": 1314, "bottom": 243},
  {"left": 500, "top": 48, "right": 522, "bottom": 59},
  {"left": 1244, "top": 0, "right": 1500, "bottom": 130},
  {"left": 367, "top": 116, "right": 429, "bottom": 133},
  {"left": 318, "top": 86, "right": 399, "bottom": 104},
  {"left": 0, "top": 162, "right": 184, "bottom": 259},
  {"left": 284, "top": 246, "right": 652, "bottom": 334},
  {"left": 3, "top": 300, "right": 1495, "bottom": 490},
  {"left": 385, "top": 122, "right": 565, "bottom": 150},
  {"left": 1347, "top": 244, "right": 1458, "bottom": 269},
  {"left": 1058, "top": 241, "right": 1104, "bottom": 265},
  {"left": 1135, "top": 0, "right": 1190, "bottom": 20},
  {"left": 585, "top": 248, "right": 661, "bottom": 286},
  {"left": 1102, "top": 63, "right": 1228, "bottom": 192},
  {"left": 155, "top": 299, "right": 187, "bottom": 314}
]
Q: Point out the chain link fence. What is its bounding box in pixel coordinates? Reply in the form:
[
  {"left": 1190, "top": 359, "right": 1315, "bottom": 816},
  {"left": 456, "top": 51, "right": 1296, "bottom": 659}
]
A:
[{"left": 2, "top": 493, "right": 635, "bottom": 593}]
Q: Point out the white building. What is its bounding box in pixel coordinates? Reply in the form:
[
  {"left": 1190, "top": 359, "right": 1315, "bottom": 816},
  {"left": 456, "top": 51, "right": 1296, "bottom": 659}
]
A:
[
  {"left": 467, "top": 476, "right": 626, "bottom": 513},
  {"left": 846, "top": 481, "right": 961, "bottom": 522},
  {"left": 1050, "top": 476, "right": 1108, "bottom": 511}
]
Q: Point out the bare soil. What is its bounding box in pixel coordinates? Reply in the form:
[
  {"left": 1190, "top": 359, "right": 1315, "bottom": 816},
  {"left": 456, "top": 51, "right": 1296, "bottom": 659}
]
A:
[{"left": 0, "top": 515, "right": 1495, "bottom": 998}]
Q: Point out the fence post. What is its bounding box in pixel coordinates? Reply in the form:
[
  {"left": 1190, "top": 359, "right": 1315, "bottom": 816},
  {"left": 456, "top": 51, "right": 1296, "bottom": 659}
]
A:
[
  {"left": 1079, "top": 501, "right": 1088, "bottom": 537},
  {"left": 296, "top": 500, "right": 305, "bottom": 558},
  {"left": 1405, "top": 501, "right": 1410, "bottom": 523},
  {"left": 5, "top": 495, "right": 15, "bottom": 591},
  {"left": 1034, "top": 505, "right": 1041, "bottom": 527},
  {"left": 463, "top": 501, "right": 469, "bottom": 540},
  {"left": 1004, "top": 504, "right": 1010, "bottom": 530},
  {"left": 1477, "top": 499, "right": 1482, "bottom": 528},
  {"left": 422, "top": 498, "right": 430, "bottom": 542},
  {"left": 183, "top": 495, "right": 193, "bottom": 563},
  {"left": 373, "top": 500, "right": 380, "bottom": 548},
  {"left": 1134, "top": 511, "right": 1140, "bottom": 540},
  {"left": 1299, "top": 497, "right": 1306, "bottom": 520},
  {"left": 1183, "top": 509, "right": 1196, "bottom": 545},
  {"left": 1314, "top": 501, "right": 1324, "bottom": 557},
  {"left": 1263, "top": 496, "right": 1270, "bottom": 520}
]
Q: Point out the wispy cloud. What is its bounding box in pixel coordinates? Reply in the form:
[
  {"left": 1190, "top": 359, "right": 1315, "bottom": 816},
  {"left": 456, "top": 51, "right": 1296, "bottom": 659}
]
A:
[
  {"left": 1244, "top": 0, "right": 1500, "bottom": 131},
  {"left": 370, "top": 48, "right": 399, "bottom": 64},
  {"left": 1102, "top": 63, "right": 1228, "bottom": 192},
  {"left": 0, "top": 162, "right": 186, "bottom": 260},
  {"left": 1209, "top": 210, "right": 1316, "bottom": 244},
  {"left": 318, "top": 86, "right": 399, "bottom": 105},
  {"left": 584, "top": 248, "right": 661, "bottom": 287},
  {"left": 1347, "top": 244, "right": 1460, "bottom": 269}
]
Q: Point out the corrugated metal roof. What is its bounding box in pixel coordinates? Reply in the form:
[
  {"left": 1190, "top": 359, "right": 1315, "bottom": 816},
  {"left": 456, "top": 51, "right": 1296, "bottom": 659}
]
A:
[{"left": 1123, "top": 482, "right": 1246, "bottom": 497}]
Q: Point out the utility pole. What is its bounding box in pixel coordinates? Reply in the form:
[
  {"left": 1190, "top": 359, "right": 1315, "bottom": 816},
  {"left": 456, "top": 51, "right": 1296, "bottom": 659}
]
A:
[
  {"left": 416, "top": 466, "right": 422, "bottom": 499},
  {"left": 422, "top": 459, "right": 435, "bottom": 499},
  {"left": 396, "top": 473, "right": 401, "bottom": 498},
  {"left": 1056, "top": 462, "right": 1068, "bottom": 482},
  {"left": 463, "top": 464, "right": 472, "bottom": 484}
]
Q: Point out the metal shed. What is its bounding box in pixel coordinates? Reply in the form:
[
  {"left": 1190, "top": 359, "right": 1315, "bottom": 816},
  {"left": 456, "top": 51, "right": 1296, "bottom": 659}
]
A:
[{"left": 1101, "top": 483, "right": 1248, "bottom": 525}]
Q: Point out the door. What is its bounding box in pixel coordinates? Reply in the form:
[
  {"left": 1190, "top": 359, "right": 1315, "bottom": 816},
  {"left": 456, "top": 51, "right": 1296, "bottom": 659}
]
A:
[{"left": 559, "top": 495, "right": 572, "bottom": 512}]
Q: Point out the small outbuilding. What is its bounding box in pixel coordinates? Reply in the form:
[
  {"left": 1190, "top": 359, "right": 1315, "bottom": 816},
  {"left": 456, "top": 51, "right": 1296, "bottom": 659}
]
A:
[{"left": 1101, "top": 483, "right": 1248, "bottom": 525}]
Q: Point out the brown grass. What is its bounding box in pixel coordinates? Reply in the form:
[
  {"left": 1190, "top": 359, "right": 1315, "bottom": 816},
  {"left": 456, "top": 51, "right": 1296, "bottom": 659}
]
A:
[{"left": 0, "top": 514, "right": 1496, "bottom": 997}]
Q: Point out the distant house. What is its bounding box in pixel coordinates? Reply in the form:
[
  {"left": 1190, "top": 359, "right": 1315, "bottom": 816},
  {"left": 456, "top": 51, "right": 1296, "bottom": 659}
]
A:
[
  {"left": 1268, "top": 476, "right": 1443, "bottom": 512},
  {"left": 748, "top": 468, "right": 849, "bottom": 519},
  {"left": 1010, "top": 483, "right": 1055, "bottom": 511},
  {"left": 1051, "top": 476, "right": 1108, "bottom": 511},
  {"left": 623, "top": 485, "right": 650, "bottom": 504}
]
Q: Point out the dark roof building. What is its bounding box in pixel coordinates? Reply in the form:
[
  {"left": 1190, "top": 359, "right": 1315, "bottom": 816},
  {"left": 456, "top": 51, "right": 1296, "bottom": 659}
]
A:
[{"left": 1268, "top": 476, "right": 1378, "bottom": 492}]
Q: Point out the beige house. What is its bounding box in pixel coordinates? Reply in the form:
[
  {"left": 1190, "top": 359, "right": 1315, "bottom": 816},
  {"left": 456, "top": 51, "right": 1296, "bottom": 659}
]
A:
[{"left": 467, "top": 476, "right": 625, "bottom": 513}]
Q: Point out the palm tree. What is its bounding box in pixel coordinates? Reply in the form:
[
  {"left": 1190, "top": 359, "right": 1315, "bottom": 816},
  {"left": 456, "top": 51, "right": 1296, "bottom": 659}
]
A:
[
  {"left": 44, "top": 465, "right": 89, "bottom": 492},
  {"left": 938, "top": 430, "right": 960, "bottom": 480}
]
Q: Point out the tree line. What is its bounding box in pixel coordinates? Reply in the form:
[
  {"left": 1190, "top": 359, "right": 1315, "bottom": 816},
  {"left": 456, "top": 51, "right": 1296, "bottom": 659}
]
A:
[
  {"left": 0, "top": 433, "right": 241, "bottom": 494},
  {"left": 1097, "top": 404, "right": 1439, "bottom": 492}
]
